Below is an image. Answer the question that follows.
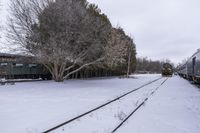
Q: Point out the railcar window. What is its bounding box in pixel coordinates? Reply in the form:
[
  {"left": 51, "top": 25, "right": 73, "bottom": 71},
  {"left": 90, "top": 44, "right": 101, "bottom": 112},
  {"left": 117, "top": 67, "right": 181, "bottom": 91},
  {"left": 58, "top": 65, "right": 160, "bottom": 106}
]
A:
[
  {"left": 0, "top": 63, "right": 8, "bottom": 66},
  {"left": 15, "top": 63, "right": 23, "bottom": 67},
  {"left": 28, "top": 64, "right": 37, "bottom": 67}
]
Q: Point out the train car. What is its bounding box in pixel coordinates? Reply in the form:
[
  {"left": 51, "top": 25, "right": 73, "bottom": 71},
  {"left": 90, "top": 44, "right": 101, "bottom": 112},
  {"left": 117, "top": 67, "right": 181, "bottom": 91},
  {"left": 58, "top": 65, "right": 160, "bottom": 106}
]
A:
[
  {"left": 178, "top": 49, "right": 200, "bottom": 84},
  {"left": 186, "top": 49, "right": 200, "bottom": 83},
  {"left": 178, "top": 63, "right": 188, "bottom": 79},
  {"left": 0, "top": 53, "right": 51, "bottom": 80},
  {"left": 161, "top": 63, "right": 173, "bottom": 77}
]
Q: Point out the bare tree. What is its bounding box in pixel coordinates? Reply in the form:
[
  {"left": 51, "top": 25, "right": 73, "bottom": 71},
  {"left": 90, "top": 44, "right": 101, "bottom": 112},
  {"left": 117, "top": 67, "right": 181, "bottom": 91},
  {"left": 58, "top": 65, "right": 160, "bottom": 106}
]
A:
[{"left": 8, "top": 0, "right": 112, "bottom": 82}]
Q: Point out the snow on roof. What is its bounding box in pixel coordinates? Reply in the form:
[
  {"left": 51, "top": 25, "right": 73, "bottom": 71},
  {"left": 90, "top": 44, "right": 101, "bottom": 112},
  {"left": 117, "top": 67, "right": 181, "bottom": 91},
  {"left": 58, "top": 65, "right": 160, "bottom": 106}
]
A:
[{"left": 0, "top": 53, "right": 21, "bottom": 57}]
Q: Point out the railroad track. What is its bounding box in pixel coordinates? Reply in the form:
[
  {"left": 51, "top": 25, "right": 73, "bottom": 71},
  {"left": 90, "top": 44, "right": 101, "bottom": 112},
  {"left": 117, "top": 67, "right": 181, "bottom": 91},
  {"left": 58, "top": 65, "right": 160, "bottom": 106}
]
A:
[
  {"left": 42, "top": 77, "right": 164, "bottom": 133},
  {"left": 111, "top": 78, "right": 168, "bottom": 133}
]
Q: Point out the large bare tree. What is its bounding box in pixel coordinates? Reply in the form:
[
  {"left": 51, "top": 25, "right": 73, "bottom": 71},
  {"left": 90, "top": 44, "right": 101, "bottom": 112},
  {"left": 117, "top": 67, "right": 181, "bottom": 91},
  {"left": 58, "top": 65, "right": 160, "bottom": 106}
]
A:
[{"left": 8, "top": 0, "right": 112, "bottom": 82}]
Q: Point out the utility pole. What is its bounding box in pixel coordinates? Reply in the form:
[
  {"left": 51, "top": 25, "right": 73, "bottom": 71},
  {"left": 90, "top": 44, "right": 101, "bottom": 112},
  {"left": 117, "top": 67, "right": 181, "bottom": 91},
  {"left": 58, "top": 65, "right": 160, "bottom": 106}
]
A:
[{"left": 126, "top": 46, "right": 131, "bottom": 78}]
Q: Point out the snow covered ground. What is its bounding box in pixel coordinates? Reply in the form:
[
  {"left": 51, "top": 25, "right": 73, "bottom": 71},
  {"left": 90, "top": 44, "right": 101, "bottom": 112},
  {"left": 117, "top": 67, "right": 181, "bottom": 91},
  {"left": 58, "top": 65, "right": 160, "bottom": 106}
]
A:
[
  {"left": 117, "top": 76, "right": 200, "bottom": 133},
  {"left": 0, "top": 74, "right": 200, "bottom": 133},
  {"left": 50, "top": 77, "right": 167, "bottom": 133},
  {"left": 0, "top": 74, "right": 160, "bottom": 133}
]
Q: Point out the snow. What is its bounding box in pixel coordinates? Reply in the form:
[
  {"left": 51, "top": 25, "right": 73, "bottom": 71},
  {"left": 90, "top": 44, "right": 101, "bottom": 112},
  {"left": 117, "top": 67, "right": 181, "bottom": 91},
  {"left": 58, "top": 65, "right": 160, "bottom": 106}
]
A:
[
  {"left": 51, "top": 77, "right": 167, "bottom": 133},
  {"left": 117, "top": 76, "right": 200, "bottom": 133},
  {"left": 0, "top": 74, "right": 159, "bottom": 133},
  {"left": 0, "top": 74, "right": 200, "bottom": 133}
]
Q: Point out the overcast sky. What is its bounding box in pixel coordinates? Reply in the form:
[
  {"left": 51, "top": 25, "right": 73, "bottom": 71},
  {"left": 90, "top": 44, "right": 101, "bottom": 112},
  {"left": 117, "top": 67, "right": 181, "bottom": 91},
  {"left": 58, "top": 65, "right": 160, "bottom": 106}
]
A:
[
  {"left": 1, "top": 0, "right": 200, "bottom": 64},
  {"left": 87, "top": 0, "right": 200, "bottom": 64}
]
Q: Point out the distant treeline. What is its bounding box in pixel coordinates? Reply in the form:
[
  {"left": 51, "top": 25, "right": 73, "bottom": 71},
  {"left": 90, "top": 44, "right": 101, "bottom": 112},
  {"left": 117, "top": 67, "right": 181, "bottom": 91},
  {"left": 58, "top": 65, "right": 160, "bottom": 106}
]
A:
[{"left": 136, "top": 57, "right": 174, "bottom": 74}]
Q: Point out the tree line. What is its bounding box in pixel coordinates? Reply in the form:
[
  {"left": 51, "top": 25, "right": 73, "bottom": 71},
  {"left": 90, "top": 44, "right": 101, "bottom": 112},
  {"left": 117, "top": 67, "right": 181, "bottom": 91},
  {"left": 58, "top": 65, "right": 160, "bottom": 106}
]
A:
[
  {"left": 136, "top": 57, "right": 174, "bottom": 74},
  {"left": 8, "top": 0, "right": 136, "bottom": 82}
]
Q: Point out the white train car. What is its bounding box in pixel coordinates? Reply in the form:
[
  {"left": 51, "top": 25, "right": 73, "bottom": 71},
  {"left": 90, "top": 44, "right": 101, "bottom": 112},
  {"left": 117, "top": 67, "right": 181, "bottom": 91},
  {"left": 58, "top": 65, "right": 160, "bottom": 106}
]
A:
[{"left": 178, "top": 49, "right": 200, "bottom": 83}]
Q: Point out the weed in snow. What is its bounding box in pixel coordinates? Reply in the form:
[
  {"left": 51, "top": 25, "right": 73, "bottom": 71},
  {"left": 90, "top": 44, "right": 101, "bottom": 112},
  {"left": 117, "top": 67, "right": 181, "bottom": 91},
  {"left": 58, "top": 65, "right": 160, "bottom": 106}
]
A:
[{"left": 115, "top": 111, "right": 127, "bottom": 121}]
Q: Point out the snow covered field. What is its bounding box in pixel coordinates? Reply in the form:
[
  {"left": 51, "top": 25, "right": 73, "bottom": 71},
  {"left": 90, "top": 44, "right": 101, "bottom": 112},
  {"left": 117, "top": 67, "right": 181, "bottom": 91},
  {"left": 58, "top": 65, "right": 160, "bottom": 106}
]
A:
[{"left": 0, "top": 74, "right": 200, "bottom": 133}]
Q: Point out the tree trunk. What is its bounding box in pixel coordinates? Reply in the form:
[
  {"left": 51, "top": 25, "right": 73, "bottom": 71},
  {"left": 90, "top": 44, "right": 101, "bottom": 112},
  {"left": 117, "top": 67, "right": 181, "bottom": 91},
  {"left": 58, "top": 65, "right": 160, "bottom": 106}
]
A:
[
  {"left": 52, "top": 63, "right": 64, "bottom": 82},
  {"left": 52, "top": 72, "right": 64, "bottom": 82},
  {"left": 75, "top": 71, "right": 78, "bottom": 79}
]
